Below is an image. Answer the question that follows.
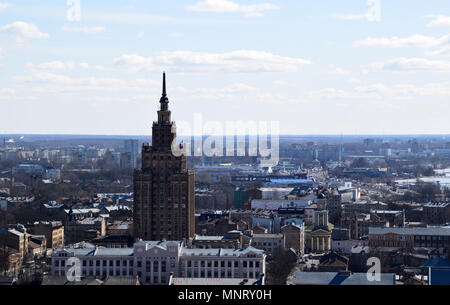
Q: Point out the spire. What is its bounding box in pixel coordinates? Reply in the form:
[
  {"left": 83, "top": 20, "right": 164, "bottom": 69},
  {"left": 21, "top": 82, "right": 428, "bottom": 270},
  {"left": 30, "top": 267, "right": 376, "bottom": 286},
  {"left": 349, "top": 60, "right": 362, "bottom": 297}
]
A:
[
  {"left": 162, "top": 71, "right": 167, "bottom": 97},
  {"left": 159, "top": 72, "right": 169, "bottom": 107}
]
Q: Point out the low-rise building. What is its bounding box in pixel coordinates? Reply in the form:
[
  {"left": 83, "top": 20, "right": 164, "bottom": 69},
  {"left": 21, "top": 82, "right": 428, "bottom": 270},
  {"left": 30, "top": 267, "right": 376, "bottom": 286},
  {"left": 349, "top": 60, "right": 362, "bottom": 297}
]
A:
[
  {"left": 27, "top": 221, "right": 64, "bottom": 250},
  {"left": 369, "top": 227, "right": 450, "bottom": 251},
  {"left": 251, "top": 234, "right": 285, "bottom": 257},
  {"left": 423, "top": 202, "right": 450, "bottom": 225},
  {"left": 288, "top": 271, "right": 395, "bottom": 285},
  {"left": 64, "top": 217, "right": 106, "bottom": 244},
  {"left": 50, "top": 241, "right": 266, "bottom": 285},
  {"left": 281, "top": 221, "right": 304, "bottom": 255},
  {"left": 318, "top": 251, "right": 349, "bottom": 272}
]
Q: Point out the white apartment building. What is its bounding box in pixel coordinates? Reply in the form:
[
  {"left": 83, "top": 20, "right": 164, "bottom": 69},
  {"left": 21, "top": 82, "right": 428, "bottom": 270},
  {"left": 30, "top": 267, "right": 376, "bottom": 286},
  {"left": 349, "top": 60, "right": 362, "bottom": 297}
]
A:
[{"left": 51, "top": 240, "right": 266, "bottom": 285}]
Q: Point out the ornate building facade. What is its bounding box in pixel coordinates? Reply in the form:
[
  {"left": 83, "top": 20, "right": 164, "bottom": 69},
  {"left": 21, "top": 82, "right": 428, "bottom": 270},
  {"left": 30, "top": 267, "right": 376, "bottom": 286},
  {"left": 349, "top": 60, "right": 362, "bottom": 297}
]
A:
[{"left": 133, "top": 73, "right": 195, "bottom": 241}]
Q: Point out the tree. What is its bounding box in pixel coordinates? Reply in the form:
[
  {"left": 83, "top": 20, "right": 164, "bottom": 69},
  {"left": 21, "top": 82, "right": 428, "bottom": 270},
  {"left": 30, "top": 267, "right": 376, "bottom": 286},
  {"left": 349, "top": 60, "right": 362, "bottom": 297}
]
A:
[
  {"left": 351, "top": 157, "right": 369, "bottom": 168},
  {"left": 265, "top": 250, "right": 297, "bottom": 285}
]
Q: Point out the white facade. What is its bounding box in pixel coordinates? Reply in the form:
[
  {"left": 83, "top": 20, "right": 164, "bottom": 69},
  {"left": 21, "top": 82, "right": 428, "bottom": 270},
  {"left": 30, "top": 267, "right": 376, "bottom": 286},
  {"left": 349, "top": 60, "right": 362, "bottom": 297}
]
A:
[{"left": 51, "top": 241, "right": 266, "bottom": 285}]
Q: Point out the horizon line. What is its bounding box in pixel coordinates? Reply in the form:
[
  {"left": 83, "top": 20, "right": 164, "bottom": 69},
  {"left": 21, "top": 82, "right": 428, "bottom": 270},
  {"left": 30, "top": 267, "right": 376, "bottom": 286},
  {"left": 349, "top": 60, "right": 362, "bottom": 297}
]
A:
[{"left": 1, "top": 133, "right": 450, "bottom": 138}]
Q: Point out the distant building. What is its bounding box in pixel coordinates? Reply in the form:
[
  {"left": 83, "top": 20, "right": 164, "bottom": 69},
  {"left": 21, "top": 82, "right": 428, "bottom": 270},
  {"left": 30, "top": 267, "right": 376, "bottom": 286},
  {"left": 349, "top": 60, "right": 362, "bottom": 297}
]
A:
[
  {"left": 318, "top": 251, "right": 349, "bottom": 272},
  {"left": 12, "top": 164, "right": 45, "bottom": 176},
  {"left": 305, "top": 210, "right": 332, "bottom": 253},
  {"left": 342, "top": 200, "right": 388, "bottom": 218},
  {"left": 281, "top": 221, "right": 304, "bottom": 255},
  {"left": 41, "top": 201, "right": 65, "bottom": 215},
  {"left": 234, "top": 187, "right": 249, "bottom": 210},
  {"left": 369, "top": 227, "right": 450, "bottom": 251},
  {"left": 251, "top": 233, "right": 285, "bottom": 257},
  {"left": 124, "top": 139, "right": 139, "bottom": 168},
  {"left": 423, "top": 202, "right": 450, "bottom": 225},
  {"left": 340, "top": 214, "right": 388, "bottom": 240},
  {"left": 27, "top": 221, "right": 64, "bottom": 250},
  {"left": 4, "top": 225, "right": 28, "bottom": 260},
  {"left": 64, "top": 217, "right": 106, "bottom": 244}
]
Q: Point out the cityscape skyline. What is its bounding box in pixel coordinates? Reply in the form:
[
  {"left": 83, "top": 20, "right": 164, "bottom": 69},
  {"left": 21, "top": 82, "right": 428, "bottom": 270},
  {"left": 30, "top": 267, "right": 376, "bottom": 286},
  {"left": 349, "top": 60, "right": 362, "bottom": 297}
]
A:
[{"left": 1, "top": 1, "right": 450, "bottom": 135}]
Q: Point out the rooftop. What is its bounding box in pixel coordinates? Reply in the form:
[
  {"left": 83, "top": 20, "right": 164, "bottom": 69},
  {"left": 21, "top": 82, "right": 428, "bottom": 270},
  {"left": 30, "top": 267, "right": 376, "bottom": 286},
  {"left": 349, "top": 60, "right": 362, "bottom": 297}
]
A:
[
  {"left": 369, "top": 226, "right": 450, "bottom": 236},
  {"left": 290, "top": 272, "right": 395, "bottom": 285},
  {"left": 170, "top": 277, "right": 263, "bottom": 285}
]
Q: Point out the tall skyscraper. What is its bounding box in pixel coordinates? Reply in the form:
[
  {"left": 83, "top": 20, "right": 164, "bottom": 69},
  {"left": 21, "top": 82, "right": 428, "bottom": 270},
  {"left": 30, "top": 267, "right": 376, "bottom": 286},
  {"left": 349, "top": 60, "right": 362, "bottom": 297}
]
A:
[{"left": 133, "top": 73, "right": 195, "bottom": 241}]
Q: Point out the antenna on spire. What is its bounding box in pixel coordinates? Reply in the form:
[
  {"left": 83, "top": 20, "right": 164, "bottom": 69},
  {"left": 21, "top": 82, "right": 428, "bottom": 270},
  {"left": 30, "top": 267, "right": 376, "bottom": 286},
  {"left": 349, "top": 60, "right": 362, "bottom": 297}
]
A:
[{"left": 162, "top": 71, "right": 167, "bottom": 97}]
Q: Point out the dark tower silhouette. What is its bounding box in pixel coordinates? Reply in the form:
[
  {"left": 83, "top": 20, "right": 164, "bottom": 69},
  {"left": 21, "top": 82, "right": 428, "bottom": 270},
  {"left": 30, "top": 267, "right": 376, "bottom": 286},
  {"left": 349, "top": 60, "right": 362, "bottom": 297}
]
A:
[{"left": 133, "top": 73, "right": 195, "bottom": 241}]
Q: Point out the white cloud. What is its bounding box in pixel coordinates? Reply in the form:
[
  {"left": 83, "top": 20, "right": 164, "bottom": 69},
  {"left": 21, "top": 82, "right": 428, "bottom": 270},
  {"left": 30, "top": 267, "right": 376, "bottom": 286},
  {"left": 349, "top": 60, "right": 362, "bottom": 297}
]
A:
[
  {"left": 425, "top": 14, "right": 450, "bottom": 27},
  {"left": 0, "top": 21, "right": 50, "bottom": 39},
  {"left": 0, "top": 2, "right": 11, "bottom": 12},
  {"left": 333, "top": 13, "right": 369, "bottom": 21},
  {"left": 79, "top": 63, "right": 89, "bottom": 69},
  {"left": 62, "top": 25, "right": 105, "bottom": 33},
  {"left": 354, "top": 34, "right": 450, "bottom": 49},
  {"left": 13, "top": 72, "right": 160, "bottom": 91},
  {"left": 26, "top": 61, "right": 76, "bottom": 72},
  {"left": 185, "top": 0, "right": 279, "bottom": 18},
  {"left": 113, "top": 50, "right": 311, "bottom": 73},
  {"left": 25, "top": 61, "right": 104, "bottom": 72},
  {"left": 364, "top": 57, "right": 450, "bottom": 72},
  {"left": 328, "top": 65, "right": 351, "bottom": 75},
  {"left": 308, "top": 82, "right": 450, "bottom": 101},
  {"left": 83, "top": 11, "right": 186, "bottom": 25},
  {"left": 425, "top": 45, "right": 450, "bottom": 57}
]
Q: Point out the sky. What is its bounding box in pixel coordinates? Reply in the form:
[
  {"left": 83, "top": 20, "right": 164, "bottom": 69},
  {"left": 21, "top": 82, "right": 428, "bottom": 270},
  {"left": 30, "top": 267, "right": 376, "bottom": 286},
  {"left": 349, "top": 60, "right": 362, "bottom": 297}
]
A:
[{"left": 1, "top": 0, "right": 450, "bottom": 136}]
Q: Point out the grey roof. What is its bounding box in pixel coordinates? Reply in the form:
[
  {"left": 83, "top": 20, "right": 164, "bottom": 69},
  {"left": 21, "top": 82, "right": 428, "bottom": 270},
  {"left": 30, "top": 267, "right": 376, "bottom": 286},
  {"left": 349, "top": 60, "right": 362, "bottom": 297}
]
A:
[
  {"left": 193, "top": 235, "right": 226, "bottom": 241},
  {"left": 42, "top": 275, "right": 138, "bottom": 285},
  {"left": 137, "top": 240, "right": 182, "bottom": 249},
  {"left": 170, "top": 277, "right": 263, "bottom": 285},
  {"left": 181, "top": 247, "right": 264, "bottom": 257},
  {"left": 369, "top": 226, "right": 450, "bottom": 236},
  {"left": 64, "top": 208, "right": 101, "bottom": 214},
  {"left": 291, "top": 272, "right": 395, "bottom": 285},
  {"left": 252, "top": 234, "right": 284, "bottom": 239},
  {"left": 54, "top": 245, "right": 134, "bottom": 257}
]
